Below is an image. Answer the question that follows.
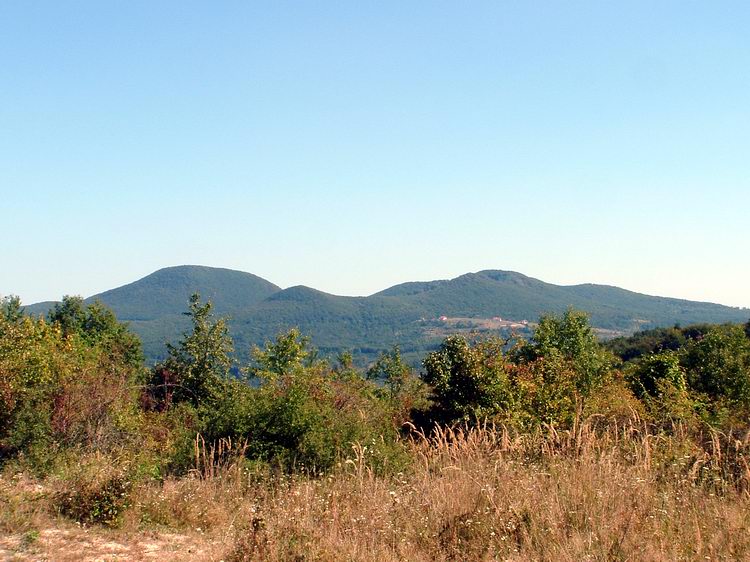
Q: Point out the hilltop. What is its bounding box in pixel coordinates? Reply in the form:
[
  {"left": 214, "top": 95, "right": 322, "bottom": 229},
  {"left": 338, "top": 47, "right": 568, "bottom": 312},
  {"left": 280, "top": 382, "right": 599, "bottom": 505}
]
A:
[{"left": 25, "top": 265, "right": 748, "bottom": 364}]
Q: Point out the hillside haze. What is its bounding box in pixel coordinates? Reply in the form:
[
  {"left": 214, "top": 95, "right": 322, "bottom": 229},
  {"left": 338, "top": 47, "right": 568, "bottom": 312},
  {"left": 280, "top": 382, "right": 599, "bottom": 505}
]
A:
[{"left": 25, "top": 266, "right": 748, "bottom": 364}]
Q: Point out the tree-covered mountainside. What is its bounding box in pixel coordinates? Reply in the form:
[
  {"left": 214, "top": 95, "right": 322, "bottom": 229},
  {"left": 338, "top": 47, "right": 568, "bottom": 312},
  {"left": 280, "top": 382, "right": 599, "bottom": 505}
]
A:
[
  {"left": 24, "top": 266, "right": 282, "bottom": 361},
  {"left": 25, "top": 265, "right": 749, "bottom": 364}
]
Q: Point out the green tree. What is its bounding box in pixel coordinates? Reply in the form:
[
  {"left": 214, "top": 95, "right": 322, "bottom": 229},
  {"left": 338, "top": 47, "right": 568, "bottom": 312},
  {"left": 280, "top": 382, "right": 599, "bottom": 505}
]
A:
[
  {"left": 508, "top": 354, "right": 580, "bottom": 427},
  {"left": 332, "top": 350, "right": 359, "bottom": 382},
  {"left": 47, "top": 296, "right": 142, "bottom": 368},
  {"left": 422, "top": 335, "right": 511, "bottom": 423},
  {"left": 48, "top": 295, "right": 91, "bottom": 338},
  {"left": 517, "top": 309, "right": 611, "bottom": 395},
  {"left": 681, "top": 325, "right": 750, "bottom": 406},
  {"left": 240, "top": 330, "right": 405, "bottom": 473},
  {"left": 367, "top": 346, "right": 411, "bottom": 398},
  {"left": 627, "top": 351, "right": 686, "bottom": 399},
  {"left": 151, "top": 294, "right": 233, "bottom": 409},
  {"left": 249, "top": 328, "right": 312, "bottom": 382},
  {"left": 1, "top": 308, "right": 143, "bottom": 465},
  {"left": 0, "top": 295, "right": 24, "bottom": 323}
]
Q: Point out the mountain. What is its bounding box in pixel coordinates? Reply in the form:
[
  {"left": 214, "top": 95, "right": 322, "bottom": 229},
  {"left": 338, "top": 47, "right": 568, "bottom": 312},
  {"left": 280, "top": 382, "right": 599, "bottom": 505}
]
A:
[
  {"left": 25, "top": 266, "right": 748, "bottom": 365},
  {"left": 378, "top": 270, "right": 745, "bottom": 331},
  {"left": 25, "top": 265, "right": 282, "bottom": 361},
  {"left": 91, "top": 265, "right": 281, "bottom": 319}
]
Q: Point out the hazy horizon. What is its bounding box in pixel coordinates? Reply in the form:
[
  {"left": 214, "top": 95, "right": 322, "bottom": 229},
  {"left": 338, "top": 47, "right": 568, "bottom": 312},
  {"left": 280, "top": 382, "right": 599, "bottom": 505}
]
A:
[{"left": 2, "top": 2, "right": 748, "bottom": 308}]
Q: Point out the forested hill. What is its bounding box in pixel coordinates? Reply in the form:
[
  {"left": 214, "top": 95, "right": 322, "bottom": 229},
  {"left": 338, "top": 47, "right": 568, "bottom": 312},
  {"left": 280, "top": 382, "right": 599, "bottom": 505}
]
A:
[{"left": 25, "top": 266, "right": 748, "bottom": 364}]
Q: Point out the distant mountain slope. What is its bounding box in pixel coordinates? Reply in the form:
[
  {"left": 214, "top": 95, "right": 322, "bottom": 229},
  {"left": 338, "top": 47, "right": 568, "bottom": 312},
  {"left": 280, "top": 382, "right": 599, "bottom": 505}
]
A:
[
  {"left": 232, "top": 287, "right": 426, "bottom": 355},
  {"left": 377, "top": 271, "right": 581, "bottom": 321},
  {"left": 25, "top": 265, "right": 282, "bottom": 360},
  {"left": 92, "top": 265, "right": 281, "bottom": 320},
  {"left": 558, "top": 283, "right": 745, "bottom": 328},
  {"left": 24, "top": 301, "right": 59, "bottom": 317},
  {"left": 380, "top": 270, "right": 747, "bottom": 331},
  {"left": 25, "top": 266, "right": 748, "bottom": 364}
]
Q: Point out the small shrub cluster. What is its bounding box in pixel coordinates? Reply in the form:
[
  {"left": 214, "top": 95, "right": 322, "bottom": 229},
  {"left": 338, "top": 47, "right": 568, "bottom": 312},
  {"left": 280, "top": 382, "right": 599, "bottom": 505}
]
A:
[
  {"left": 0, "top": 296, "right": 144, "bottom": 470},
  {"left": 52, "top": 456, "right": 133, "bottom": 527},
  {"left": 619, "top": 323, "right": 750, "bottom": 427}
]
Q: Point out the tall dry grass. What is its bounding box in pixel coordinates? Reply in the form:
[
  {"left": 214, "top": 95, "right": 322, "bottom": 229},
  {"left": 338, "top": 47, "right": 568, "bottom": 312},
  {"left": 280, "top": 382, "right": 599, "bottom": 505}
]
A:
[
  {"left": 3, "top": 417, "right": 750, "bottom": 561},
  {"left": 218, "top": 418, "right": 750, "bottom": 561}
]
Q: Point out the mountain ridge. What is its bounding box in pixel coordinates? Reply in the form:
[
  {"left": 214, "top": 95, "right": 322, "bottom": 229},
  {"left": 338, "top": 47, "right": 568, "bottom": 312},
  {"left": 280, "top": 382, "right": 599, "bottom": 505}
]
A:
[{"left": 24, "top": 265, "right": 748, "bottom": 364}]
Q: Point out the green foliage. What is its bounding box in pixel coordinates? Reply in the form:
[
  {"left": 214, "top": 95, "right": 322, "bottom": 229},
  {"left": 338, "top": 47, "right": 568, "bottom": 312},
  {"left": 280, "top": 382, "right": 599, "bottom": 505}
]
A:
[
  {"left": 614, "top": 321, "right": 750, "bottom": 425},
  {"left": 646, "top": 378, "right": 698, "bottom": 427},
  {"left": 47, "top": 295, "right": 143, "bottom": 368},
  {"left": 606, "top": 324, "right": 713, "bottom": 362},
  {"left": 0, "top": 316, "right": 58, "bottom": 462},
  {"left": 333, "top": 350, "right": 359, "bottom": 381},
  {"left": 582, "top": 376, "right": 646, "bottom": 424},
  {"left": 420, "top": 312, "right": 632, "bottom": 428},
  {"left": 367, "top": 346, "right": 411, "bottom": 398},
  {"left": 681, "top": 325, "right": 750, "bottom": 407},
  {"left": 0, "top": 306, "right": 144, "bottom": 470},
  {"left": 622, "top": 350, "right": 696, "bottom": 426},
  {"left": 1, "top": 295, "right": 24, "bottom": 323},
  {"left": 366, "top": 346, "right": 430, "bottom": 425},
  {"left": 241, "top": 330, "right": 406, "bottom": 473},
  {"left": 422, "top": 336, "right": 512, "bottom": 423},
  {"left": 250, "top": 328, "right": 313, "bottom": 381},
  {"left": 148, "top": 294, "right": 233, "bottom": 409},
  {"left": 516, "top": 309, "right": 612, "bottom": 395},
  {"left": 627, "top": 351, "right": 686, "bottom": 399},
  {"left": 508, "top": 356, "right": 581, "bottom": 427},
  {"left": 247, "top": 382, "right": 405, "bottom": 474}
]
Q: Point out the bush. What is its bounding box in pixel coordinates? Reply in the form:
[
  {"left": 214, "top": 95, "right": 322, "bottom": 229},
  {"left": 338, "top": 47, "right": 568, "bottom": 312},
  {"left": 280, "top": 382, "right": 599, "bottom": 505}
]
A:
[
  {"left": 245, "top": 359, "right": 406, "bottom": 474},
  {"left": 515, "top": 309, "right": 613, "bottom": 395},
  {"left": 508, "top": 355, "right": 580, "bottom": 427},
  {"left": 626, "top": 351, "right": 686, "bottom": 399},
  {"left": 422, "top": 335, "right": 512, "bottom": 424},
  {"left": 53, "top": 456, "right": 133, "bottom": 527},
  {"left": 188, "top": 329, "right": 409, "bottom": 475},
  {"left": 0, "top": 304, "right": 144, "bottom": 473},
  {"left": 146, "top": 294, "right": 233, "bottom": 411},
  {"left": 681, "top": 325, "right": 750, "bottom": 407}
]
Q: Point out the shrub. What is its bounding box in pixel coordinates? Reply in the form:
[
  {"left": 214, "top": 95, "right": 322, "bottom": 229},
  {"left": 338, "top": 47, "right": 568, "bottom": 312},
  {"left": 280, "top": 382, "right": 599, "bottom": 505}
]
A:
[
  {"left": 238, "top": 330, "right": 407, "bottom": 473},
  {"left": 626, "top": 350, "right": 686, "bottom": 399},
  {"left": 681, "top": 325, "right": 750, "bottom": 408},
  {"left": 146, "top": 294, "right": 233, "bottom": 410},
  {"left": 508, "top": 355, "right": 580, "bottom": 427},
  {"left": 422, "top": 335, "right": 512, "bottom": 424},
  {"left": 515, "top": 308, "right": 613, "bottom": 395},
  {"left": 366, "top": 346, "right": 431, "bottom": 426},
  {"left": 53, "top": 456, "right": 133, "bottom": 527},
  {"left": 0, "top": 304, "right": 144, "bottom": 472},
  {"left": 245, "top": 365, "right": 405, "bottom": 474}
]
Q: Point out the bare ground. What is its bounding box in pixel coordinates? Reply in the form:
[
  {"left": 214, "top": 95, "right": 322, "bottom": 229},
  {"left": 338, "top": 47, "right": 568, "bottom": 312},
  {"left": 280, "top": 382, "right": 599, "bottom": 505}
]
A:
[{"left": 0, "top": 526, "right": 222, "bottom": 562}]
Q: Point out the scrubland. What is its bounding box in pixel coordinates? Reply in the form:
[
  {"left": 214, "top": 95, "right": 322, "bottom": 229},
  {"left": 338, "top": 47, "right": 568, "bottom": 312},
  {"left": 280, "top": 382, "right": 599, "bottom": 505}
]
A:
[
  {"left": 2, "top": 296, "right": 750, "bottom": 560},
  {"left": 3, "top": 419, "right": 750, "bottom": 561}
]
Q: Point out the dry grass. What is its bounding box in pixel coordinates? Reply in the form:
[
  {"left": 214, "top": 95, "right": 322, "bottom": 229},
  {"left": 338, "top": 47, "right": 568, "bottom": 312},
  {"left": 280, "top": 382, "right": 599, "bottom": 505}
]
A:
[
  {"left": 225, "top": 420, "right": 750, "bottom": 561},
  {"left": 3, "top": 418, "right": 750, "bottom": 561}
]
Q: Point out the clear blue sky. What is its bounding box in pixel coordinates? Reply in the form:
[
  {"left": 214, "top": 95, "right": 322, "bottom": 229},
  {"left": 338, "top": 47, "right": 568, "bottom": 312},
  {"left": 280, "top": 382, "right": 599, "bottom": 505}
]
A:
[{"left": 2, "top": 2, "right": 748, "bottom": 308}]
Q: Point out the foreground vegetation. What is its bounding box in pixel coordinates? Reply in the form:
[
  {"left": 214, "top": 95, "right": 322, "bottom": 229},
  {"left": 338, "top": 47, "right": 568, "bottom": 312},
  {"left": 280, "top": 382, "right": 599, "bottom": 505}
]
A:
[{"left": 1, "top": 294, "right": 750, "bottom": 560}]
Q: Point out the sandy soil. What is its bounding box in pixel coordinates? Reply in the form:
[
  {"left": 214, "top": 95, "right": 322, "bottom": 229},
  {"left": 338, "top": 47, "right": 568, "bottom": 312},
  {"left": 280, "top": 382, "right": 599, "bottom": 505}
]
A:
[{"left": 0, "top": 526, "right": 223, "bottom": 562}]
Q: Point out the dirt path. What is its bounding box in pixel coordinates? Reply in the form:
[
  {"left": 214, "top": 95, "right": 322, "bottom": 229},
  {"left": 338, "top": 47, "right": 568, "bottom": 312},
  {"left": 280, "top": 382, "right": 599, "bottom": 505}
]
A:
[{"left": 0, "top": 526, "right": 223, "bottom": 561}]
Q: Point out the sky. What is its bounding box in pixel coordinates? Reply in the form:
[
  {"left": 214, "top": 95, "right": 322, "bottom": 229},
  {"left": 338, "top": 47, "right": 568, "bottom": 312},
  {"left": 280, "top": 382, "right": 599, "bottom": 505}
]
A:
[{"left": 1, "top": 1, "right": 749, "bottom": 308}]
